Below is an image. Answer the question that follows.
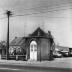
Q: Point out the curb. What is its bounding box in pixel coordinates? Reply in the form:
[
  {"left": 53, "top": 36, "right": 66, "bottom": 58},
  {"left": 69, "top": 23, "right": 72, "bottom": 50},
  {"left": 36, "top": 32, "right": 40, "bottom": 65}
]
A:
[
  {"left": 0, "top": 59, "right": 72, "bottom": 69},
  {"left": 0, "top": 63, "right": 72, "bottom": 71}
]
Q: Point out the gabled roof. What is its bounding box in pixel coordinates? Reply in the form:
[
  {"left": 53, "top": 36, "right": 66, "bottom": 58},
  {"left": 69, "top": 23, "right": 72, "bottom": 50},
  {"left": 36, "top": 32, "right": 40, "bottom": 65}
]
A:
[
  {"left": 10, "top": 37, "right": 25, "bottom": 46},
  {"left": 29, "top": 27, "right": 48, "bottom": 37},
  {"left": 10, "top": 27, "right": 54, "bottom": 46}
]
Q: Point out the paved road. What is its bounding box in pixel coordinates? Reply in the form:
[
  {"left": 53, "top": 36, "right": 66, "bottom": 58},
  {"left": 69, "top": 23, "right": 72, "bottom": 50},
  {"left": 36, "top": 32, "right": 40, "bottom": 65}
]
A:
[{"left": 0, "top": 64, "right": 72, "bottom": 72}]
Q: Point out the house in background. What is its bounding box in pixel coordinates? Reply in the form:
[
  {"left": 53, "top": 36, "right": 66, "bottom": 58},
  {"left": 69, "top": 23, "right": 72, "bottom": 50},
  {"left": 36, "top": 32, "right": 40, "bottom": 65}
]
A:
[
  {"left": 0, "top": 41, "right": 6, "bottom": 59},
  {"left": 55, "top": 45, "right": 69, "bottom": 51},
  {"left": 9, "top": 27, "right": 55, "bottom": 61},
  {"left": 9, "top": 37, "right": 26, "bottom": 60},
  {"left": 9, "top": 37, "right": 26, "bottom": 55}
]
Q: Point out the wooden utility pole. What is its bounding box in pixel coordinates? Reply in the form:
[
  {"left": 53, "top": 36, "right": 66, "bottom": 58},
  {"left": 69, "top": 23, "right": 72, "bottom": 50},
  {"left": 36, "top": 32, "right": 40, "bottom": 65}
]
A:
[{"left": 6, "top": 10, "right": 12, "bottom": 60}]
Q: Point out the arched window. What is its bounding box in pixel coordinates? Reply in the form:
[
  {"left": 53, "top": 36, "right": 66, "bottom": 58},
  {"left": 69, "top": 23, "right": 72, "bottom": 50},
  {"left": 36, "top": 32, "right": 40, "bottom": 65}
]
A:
[{"left": 30, "top": 41, "right": 37, "bottom": 52}]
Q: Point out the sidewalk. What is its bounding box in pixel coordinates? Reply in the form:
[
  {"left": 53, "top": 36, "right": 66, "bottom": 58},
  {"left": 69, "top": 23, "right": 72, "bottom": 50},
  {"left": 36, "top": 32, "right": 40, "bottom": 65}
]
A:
[{"left": 0, "top": 57, "right": 72, "bottom": 69}]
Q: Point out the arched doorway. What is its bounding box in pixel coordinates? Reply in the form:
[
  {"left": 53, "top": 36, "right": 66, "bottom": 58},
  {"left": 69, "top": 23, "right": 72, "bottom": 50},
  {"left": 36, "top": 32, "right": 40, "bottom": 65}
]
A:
[{"left": 30, "top": 41, "right": 37, "bottom": 61}]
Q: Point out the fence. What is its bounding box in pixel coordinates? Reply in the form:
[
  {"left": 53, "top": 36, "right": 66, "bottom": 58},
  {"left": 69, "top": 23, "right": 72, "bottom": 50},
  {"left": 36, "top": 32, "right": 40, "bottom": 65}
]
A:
[{"left": 1, "top": 55, "right": 27, "bottom": 61}]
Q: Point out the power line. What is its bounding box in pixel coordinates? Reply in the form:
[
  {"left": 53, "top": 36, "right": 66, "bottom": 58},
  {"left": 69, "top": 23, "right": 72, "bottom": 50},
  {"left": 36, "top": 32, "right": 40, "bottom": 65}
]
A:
[
  {"left": 12, "top": 7, "right": 72, "bottom": 17},
  {"left": 0, "top": 7, "right": 72, "bottom": 19},
  {"left": 13, "top": 2, "right": 72, "bottom": 13},
  {"left": 37, "top": 2, "right": 72, "bottom": 9},
  {"left": 0, "top": 4, "right": 72, "bottom": 19},
  {"left": 12, "top": 1, "right": 72, "bottom": 11},
  {"left": 0, "top": 1, "right": 72, "bottom": 15},
  {"left": 0, "top": 2, "right": 72, "bottom": 14}
]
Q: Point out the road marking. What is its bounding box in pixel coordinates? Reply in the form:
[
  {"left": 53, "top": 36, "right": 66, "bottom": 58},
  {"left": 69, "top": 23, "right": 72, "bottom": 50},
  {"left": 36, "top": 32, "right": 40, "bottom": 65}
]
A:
[{"left": 0, "top": 67, "right": 21, "bottom": 71}]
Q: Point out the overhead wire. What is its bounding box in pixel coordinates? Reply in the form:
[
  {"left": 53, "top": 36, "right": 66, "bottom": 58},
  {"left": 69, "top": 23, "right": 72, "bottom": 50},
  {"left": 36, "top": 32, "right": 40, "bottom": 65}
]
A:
[
  {"left": 11, "top": 2, "right": 72, "bottom": 17},
  {"left": 11, "top": 1, "right": 72, "bottom": 11},
  {"left": 0, "top": 1, "right": 72, "bottom": 13},
  {"left": 0, "top": 2, "right": 72, "bottom": 19},
  {"left": 0, "top": 6, "right": 72, "bottom": 19},
  {"left": 12, "top": 7, "right": 72, "bottom": 18}
]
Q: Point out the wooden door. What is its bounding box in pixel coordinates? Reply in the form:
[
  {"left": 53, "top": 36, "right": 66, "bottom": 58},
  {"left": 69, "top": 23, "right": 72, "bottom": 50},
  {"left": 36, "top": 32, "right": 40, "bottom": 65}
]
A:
[{"left": 30, "top": 41, "right": 37, "bottom": 60}]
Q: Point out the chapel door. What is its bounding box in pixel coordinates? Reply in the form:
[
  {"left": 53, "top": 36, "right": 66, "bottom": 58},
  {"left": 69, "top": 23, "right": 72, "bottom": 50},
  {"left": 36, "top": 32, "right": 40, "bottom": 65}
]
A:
[{"left": 30, "top": 41, "right": 37, "bottom": 60}]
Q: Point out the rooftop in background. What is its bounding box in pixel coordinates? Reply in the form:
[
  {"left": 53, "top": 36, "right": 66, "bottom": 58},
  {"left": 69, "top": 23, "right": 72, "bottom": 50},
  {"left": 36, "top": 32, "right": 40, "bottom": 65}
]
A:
[
  {"left": 9, "top": 37, "right": 25, "bottom": 46},
  {"left": 55, "top": 45, "right": 70, "bottom": 51}
]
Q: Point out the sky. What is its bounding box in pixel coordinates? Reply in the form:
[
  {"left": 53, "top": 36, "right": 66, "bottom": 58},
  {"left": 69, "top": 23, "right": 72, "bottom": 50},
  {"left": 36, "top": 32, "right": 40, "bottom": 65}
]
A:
[{"left": 0, "top": 0, "right": 72, "bottom": 47}]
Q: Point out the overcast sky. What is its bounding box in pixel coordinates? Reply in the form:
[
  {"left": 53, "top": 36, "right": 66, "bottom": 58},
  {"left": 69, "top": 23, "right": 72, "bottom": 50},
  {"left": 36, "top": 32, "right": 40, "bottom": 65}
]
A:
[{"left": 0, "top": 0, "right": 72, "bottom": 47}]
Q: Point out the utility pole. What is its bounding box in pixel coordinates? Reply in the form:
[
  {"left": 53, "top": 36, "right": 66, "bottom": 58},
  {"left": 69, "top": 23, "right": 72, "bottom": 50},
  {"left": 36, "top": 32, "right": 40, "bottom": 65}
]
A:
[{"left": 6, "top": 10, "right": 12, "bottom": 60}]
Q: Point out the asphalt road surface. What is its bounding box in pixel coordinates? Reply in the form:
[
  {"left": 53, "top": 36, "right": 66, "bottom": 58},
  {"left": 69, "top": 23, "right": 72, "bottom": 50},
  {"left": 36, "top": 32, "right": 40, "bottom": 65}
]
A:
[{"left": 0, "top": 64, "right": 72, "bottom": 72}]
